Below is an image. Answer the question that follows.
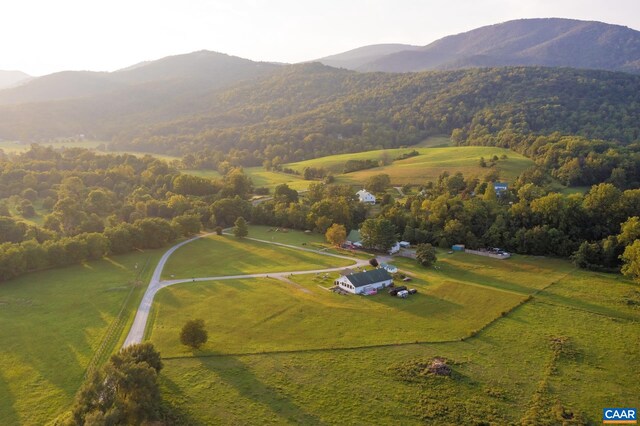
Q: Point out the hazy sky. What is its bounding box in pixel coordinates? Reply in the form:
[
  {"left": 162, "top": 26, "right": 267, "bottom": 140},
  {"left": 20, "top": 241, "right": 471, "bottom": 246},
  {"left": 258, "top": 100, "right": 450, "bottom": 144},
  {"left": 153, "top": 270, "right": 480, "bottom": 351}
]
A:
[{"left": 2, "top": 0, "right": 639, "bottom": 75}]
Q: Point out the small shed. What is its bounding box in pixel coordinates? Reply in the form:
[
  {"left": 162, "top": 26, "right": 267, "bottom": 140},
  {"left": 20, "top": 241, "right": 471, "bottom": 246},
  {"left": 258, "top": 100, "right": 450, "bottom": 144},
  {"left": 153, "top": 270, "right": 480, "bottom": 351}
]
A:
[{"left": 452, "top": 244, "right": 465, "bottom": 252}]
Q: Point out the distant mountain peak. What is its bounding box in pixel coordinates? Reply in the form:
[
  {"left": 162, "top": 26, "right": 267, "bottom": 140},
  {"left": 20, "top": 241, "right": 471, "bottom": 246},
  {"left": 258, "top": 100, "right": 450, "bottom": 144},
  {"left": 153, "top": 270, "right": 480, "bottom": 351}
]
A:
[
  {"left": 0, "top": 70, "right": 32, "bottom": 90},
  {"left": 323, "top": 18, "right": 640, "bottom": 74}
]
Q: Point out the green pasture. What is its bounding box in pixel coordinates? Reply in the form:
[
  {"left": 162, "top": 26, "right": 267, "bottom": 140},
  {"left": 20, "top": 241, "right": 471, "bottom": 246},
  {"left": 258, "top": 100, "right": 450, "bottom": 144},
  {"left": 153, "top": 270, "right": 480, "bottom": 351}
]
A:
[
  {"left": 154, "top": 256, "right": 639, "bottom": 424},
  {"left": 150, "top": 250, "right": 572, "bottom": 358},
  {"left": 160, "top": 233, "right": 354, "bottom": 279},
  {"left": 0, "top": 249, "right": 164, "bottom": 425},
  {"left": 336, "top": 146, "right": 532, "bottom": 186}
]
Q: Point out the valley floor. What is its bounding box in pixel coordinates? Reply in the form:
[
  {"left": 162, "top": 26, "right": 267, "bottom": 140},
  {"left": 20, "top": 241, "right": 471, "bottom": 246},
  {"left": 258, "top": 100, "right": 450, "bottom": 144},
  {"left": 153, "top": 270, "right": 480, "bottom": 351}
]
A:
[{"left": 1, "top": 226, "right": 638, "bottom": 424}]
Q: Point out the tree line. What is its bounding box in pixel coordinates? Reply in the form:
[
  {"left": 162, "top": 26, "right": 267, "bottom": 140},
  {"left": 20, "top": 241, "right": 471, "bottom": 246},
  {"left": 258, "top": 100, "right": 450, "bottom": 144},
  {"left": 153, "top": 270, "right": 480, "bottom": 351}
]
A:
[
  {"left": 0, "top": 146, "right": 253, "bottom": 282},
  {"left": 1, "top": 145, "right": 639, "bottom": 284}
]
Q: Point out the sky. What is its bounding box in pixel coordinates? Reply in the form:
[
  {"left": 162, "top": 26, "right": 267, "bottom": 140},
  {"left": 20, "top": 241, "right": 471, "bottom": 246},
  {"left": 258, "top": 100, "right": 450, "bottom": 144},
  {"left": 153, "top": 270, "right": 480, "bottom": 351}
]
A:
[{"left": 2, "top": 0, "right": 640, "bottom": 76}]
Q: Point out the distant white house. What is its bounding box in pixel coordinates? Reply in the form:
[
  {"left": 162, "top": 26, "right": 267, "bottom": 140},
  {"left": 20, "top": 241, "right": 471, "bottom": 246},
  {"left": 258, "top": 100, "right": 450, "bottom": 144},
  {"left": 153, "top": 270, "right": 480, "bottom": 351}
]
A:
[
  {"left": 335, "top": 268, "right": 393, "bottom": 295},
  {"left": 356, "top": 189, "right": 376, "bottom": 204}
]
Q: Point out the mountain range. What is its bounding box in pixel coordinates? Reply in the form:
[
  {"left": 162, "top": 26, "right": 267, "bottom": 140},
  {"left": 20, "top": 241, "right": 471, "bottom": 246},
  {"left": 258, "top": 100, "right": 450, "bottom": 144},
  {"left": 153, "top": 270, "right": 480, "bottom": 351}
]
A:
[
  {"left": 0, "top": 51, "right": 278, "bottom": 106},
  {"left": 318, "top": 18, "right": 640, "bottom": 73},
  {"left": 0, "top": 17, "right": 639, "bottom": 158},
  {"left": 2, "top": 18, "right": 640, "bottom": 108}
]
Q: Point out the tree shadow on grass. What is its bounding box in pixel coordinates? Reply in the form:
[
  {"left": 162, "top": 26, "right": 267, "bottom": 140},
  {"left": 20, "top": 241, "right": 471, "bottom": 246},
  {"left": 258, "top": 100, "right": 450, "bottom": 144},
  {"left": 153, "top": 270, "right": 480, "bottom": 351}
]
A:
[
  {"left": 160, "top": 375, "right": 204, "bottom": 426},
  {"left": 0, "top": 371, "right": 19, "bottom": 426},
  {"left": 201, "top": 354, "right": 323, "bottom": 425}
]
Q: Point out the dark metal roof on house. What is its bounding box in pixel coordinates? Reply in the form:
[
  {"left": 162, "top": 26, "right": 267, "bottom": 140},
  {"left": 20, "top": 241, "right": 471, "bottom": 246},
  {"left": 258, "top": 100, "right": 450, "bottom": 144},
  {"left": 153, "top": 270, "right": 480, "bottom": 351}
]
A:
[{"left": 342, "top": 268, "right": 392, "bottom": 288}]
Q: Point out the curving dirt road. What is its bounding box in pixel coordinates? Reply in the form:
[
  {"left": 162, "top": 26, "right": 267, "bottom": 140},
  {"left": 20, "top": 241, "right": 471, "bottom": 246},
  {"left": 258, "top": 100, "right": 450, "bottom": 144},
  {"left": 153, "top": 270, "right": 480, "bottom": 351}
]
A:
[{"left": 122, "top": 233, "right": 367, "bottom": 347}]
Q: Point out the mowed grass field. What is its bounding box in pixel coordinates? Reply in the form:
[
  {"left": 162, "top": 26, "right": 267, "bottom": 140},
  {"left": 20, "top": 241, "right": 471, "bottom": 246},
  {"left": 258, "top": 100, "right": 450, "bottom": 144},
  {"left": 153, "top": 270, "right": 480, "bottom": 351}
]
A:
[
  {"left": 0, "top": 248, "right": 165, "bottom": 425},
  {"left": 183, "top": 167, "right": 310, "bottom": 191},
  {"left": 160, "top": 233, "right": 354, "bottom": 280},
  {"left": 150, "top": 251, "right": 571, "bottom": 356},
  {"left": 150, "top": 252, "right": 640, "bottom": 425}
]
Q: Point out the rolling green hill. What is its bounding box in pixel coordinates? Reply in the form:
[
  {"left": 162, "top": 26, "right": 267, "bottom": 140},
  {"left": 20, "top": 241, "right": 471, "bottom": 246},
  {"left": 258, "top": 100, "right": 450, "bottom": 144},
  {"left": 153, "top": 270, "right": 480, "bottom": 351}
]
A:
[{"left": 287, "top": 140, "right": 532, "bottom": 186}]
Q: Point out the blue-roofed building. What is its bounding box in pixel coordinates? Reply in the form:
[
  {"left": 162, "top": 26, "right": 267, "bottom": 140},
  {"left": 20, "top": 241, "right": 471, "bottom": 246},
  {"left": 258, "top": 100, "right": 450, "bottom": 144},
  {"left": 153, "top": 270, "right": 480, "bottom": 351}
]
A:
[{"left": 494, "top": 182, "right": 508, "bottom": 195}]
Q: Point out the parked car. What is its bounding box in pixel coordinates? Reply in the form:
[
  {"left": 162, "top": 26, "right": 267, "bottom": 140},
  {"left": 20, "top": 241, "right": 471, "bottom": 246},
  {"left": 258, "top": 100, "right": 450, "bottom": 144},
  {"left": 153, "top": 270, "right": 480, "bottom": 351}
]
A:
[
  {"left": 388, "top": 285, "right": 407, "bottom": 296},
  {"left": 397, "top": 290, "right": 409, "bottom": 298},
  {"left": 408, "top": 288, "right": 418, "bottom": 295}
]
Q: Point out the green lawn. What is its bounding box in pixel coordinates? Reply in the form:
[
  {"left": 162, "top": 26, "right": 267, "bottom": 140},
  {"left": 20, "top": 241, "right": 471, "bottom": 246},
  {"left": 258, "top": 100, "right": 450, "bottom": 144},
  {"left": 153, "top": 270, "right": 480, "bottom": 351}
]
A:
[
  {"left": 161, "top": 233, "right": 354, "bottom": 279},
  {"left": 154, "top": 257, "right": 640, "bottom": 425},
  {"left": 0, "top": 248, "right": 165, "bottom": 425}
]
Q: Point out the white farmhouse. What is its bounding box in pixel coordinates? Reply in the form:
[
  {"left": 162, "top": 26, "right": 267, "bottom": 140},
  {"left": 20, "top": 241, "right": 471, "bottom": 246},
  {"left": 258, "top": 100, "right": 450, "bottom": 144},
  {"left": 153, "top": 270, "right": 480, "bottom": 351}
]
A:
[
  {"left": 356, "top": 189, "right": 376, "bottom": 204},
  {"left": 335, "top": 269, "right": 393, "bottom": 295}
]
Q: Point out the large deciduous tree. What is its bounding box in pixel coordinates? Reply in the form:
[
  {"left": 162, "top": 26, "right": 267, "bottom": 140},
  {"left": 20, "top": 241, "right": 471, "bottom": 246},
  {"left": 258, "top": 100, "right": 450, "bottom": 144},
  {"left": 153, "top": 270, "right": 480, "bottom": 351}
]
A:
[
  {"left": 70, "top": 343, "right": 163, "bottom": 425},
  {"left": 360, "top": 217, "right": 396, "bottom": 252},
  {"left": 621, "top": 240, "right": 640, "bottom": 282},
  {"left": 233, "top": 216, "right": 248, "bottom": 238},
  {"left": 365, "top": 173, "right": 391, "bottom": 193},
  {"left": 180, "top": 319, "right": 208, "bottom": 349},
  {"left": 416, "top": 243, "right": 437, "bottom": 267},
  {"left": 325, "top": 223, "right": 347, "bottom": 246}
]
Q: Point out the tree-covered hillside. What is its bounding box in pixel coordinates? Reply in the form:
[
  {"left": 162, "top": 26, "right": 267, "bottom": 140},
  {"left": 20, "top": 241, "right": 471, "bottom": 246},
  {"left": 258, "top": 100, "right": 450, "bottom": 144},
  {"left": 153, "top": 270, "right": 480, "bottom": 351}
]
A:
[
  {"left": 1, "top": 65, "right": 640, "bottom": 185},
  {"left": 110, "top": 66, "right": 640, "bottom": 187}
]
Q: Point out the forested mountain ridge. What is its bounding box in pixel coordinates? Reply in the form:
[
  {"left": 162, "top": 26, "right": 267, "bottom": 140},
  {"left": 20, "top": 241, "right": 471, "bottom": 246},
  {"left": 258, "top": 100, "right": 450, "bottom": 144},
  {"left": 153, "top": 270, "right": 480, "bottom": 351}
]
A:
[
  {"left": 1, "top": 64, "right": 639, "bottom": 180},
  {"left": 110, "top": 65, "right": 640, "bottom": 157},
  {"left": 316, "top": 43, "right": 421, "bottom": 69},
  {"left": 0, "top": 50, "right": 280, "bottom": 106},
  {"left": 353, "top": 18, "right": 640, "bottom": 73}
]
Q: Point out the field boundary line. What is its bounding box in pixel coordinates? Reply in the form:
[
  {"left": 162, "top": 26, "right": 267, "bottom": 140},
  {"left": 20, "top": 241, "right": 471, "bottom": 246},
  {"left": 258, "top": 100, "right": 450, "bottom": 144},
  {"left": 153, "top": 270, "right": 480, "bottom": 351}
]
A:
[
  {"left": 161, "top": 339, "right": 460, "bottom": 360},
  {"left": 534, "top": 299, "right": 639, "bottom": 323}
]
